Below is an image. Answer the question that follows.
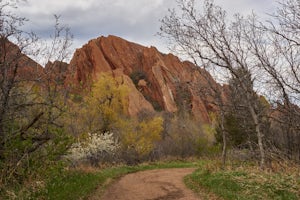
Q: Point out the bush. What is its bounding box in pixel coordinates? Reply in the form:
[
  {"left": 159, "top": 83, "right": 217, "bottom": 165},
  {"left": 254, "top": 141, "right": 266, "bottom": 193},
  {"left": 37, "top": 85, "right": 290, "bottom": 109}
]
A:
[
  {"left": 129, "top": 70, "right": 147, "bottom": 86},
  {"left": 196, "top": 137, "right": 221, "bottom": 157},
  {"left": 67, "top": 132, "right": 120, "bottom": 166},
  {"left": 119, "top": 116, "right": 163, "bottom": 164},
  {"left": 0, "top": 128, "right": 72, "bottom": 199}
]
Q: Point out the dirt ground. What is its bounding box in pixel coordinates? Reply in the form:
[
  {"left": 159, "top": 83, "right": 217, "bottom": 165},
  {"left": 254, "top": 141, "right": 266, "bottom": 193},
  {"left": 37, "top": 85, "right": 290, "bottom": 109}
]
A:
[{"left": 91, "top": 168, "right": 200, "bottom": 200}]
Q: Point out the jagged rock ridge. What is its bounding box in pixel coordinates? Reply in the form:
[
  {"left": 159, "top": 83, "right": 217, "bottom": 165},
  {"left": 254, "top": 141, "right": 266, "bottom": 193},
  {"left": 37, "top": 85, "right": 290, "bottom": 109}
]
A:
[{"left": 65, "top": 35, "right": 223, "bottom": 123}]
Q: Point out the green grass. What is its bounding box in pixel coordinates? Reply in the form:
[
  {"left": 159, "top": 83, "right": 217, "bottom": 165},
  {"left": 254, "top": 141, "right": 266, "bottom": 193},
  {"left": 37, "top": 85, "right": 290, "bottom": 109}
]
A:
[
  {"left": 32, "top": 160, "right": 198, "bottom": 200},
  {"left": 185, "top": 161, "right": 300, "bottom": 200}
]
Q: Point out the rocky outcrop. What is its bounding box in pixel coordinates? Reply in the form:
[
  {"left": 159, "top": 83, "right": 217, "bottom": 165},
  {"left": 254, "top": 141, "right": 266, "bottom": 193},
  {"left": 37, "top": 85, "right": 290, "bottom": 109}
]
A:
[
  {"left": 66, "top": 35, "right": 223, "bottom": 123},
  {"left": 45, "top": 61, "right": 69, "bottom": 84},
  {"left": 0, "top": 39, "right": 44, "bottom": 81}
]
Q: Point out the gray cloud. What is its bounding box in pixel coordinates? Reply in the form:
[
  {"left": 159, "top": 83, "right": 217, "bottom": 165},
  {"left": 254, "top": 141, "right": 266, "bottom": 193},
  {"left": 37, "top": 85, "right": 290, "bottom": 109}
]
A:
[
  {"left": 215, "top": 0, "right": 276, "bottom": 17},
  {"left": 16, "top": 0, "right": 277, "bottom": 56},
  {"left": 17, "top": 0, "right": 178, "bottom": 53}
]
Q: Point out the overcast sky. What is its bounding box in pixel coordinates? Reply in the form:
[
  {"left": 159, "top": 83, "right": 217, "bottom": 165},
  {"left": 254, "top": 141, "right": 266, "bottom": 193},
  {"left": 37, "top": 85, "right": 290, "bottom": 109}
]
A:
[{"left": 17, "top": 0, "right": 277, "bottom": 57}]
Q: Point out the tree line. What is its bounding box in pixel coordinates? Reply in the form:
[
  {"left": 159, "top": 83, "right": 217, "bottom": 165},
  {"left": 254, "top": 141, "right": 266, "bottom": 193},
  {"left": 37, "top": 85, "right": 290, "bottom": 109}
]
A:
[{"left": 160, "top": 0, "right": 300, "bottom": 169}]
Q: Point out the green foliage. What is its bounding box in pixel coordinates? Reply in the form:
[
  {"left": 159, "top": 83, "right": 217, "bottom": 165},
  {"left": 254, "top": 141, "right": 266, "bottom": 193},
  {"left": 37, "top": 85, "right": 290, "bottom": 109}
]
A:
[
  {"left": 215, "top": 114, "right": 248, "bottom": 147},
  {"left": 0, "top": 83, "right": 72, "bottom": 198},
  {"left": 185, "top": 161, "right": 300, "bottom": 200},
  {"left": 196, "top": 137, "right": 221, "bottom": 157},
  {"left": 0, "top": 127, "right": 73, "bottom": 198},
  {"left": 33, "top": 170, "right": 102, "bottom": 200},
  {"left": 215, "top": 100, "right": 270, "bottom": 150},
  {"left": 216, "top": 67, "right": 271, "bottom": 150},
  {"left": 0, "top": 82, "right": 73, "bottom": 195}
]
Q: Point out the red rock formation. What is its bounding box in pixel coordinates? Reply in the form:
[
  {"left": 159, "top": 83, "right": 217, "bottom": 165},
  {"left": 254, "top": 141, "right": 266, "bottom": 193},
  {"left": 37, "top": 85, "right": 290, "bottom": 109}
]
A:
[
  {"left": 45, "top": 61, "right": 68, "bottom": 85},
  {"left": 0, "top": 39, "right": 44, "bottom": 81},
  {"left": 66, "top": 35, "right": 223, "bottom": 123}
]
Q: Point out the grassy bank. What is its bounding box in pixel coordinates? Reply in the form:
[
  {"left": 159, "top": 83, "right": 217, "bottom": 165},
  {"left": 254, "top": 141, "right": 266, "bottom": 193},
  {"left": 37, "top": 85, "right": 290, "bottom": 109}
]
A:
[
  {"left": 32, "top": 160, "right": 198, "bottom": 200},
  {"left": 185, "top": 161, "right": 300, "bottom": 200}
]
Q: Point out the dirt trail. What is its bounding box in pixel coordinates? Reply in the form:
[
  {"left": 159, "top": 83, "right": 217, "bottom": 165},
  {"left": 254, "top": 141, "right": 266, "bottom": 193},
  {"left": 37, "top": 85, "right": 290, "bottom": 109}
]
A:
[{"left": 94, "top": 168, "right": 200, "bottom": 200}]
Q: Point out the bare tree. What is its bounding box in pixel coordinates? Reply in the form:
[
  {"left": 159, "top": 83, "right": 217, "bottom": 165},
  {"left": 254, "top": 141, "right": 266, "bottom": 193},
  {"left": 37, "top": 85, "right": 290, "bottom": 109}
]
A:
[
  {"left": 0, "top": 0, "right": 39, "bottom": 158},
  {"left": 244, "top": 0, "right": 300, "bottom": 162},
  {"left": 0, "top": 0, "right": 73, "bottom": 186},
  {"left": 160, "top": 0, "right": 267, "bottom": 168}
]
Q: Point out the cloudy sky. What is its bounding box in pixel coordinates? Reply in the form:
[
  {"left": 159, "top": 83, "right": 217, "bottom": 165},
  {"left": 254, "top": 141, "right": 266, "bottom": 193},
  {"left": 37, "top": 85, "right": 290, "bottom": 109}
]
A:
[{"left": 17, "top": 0, "right": 277, "bottom": 57}]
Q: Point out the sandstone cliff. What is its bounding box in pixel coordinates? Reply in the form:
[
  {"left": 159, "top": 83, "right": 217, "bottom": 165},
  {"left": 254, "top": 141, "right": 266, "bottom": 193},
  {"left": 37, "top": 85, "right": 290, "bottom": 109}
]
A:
[
  {"left": 0, "top": 39, "right": 44, "bottom": 81},
  {"left": 66, "top": 35, "right": 223, "bottom": 123}
]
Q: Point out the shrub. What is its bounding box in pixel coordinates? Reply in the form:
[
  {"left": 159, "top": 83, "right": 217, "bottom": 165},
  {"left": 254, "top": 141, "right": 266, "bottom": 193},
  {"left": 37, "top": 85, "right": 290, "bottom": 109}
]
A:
[
  {"left": 67, "top": 132, "right": 120, "bottom": 166},
  {"left": 130, "top": 70, "right": 147, "bottom": 86},
  {"left": 120, "top": 116, "right": 163, "bottom": 164}
]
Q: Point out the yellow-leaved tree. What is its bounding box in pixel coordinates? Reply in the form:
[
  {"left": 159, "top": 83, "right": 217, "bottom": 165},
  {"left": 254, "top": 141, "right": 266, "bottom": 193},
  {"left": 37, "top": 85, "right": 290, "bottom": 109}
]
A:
[
  {"left": 83, "top": 74, "right": 129, "bottom": 133},
  {"left": 66, "top": 74, "right": 129, "bottom": 136},
  {"left": 121, "top": 116, "right": 163, "bottom": 158}
]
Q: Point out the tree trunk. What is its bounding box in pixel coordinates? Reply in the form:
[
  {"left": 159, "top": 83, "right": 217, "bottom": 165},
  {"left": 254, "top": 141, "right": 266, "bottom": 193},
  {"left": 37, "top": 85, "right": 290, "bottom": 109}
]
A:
[
  {"left": 249, "top": 105, "right": 265, "bottom": 169},
  {"left": 0, "top": 123, "right": 3, "bottom": 159},
  {"left": 220, "top": 112, "right": 227, "bottom": 168},
  {"left": 0, "top": 94, "right": 9, "bottom": 159}
]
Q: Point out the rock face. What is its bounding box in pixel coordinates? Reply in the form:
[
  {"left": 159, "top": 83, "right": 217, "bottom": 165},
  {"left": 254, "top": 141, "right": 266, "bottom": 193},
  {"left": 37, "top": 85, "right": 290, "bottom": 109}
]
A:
[
  {"left": 0, "top": 39, "right": 44, "bottom": 81},
  {"left": 66, "top": 35, "right": 223, "bottom": 123}
]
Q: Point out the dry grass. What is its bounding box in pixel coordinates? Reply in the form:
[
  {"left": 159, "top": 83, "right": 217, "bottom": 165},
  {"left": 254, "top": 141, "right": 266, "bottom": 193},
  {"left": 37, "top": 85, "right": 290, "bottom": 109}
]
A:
[{"left": 185, "top": 159, "right": 300, "bottom": 200}]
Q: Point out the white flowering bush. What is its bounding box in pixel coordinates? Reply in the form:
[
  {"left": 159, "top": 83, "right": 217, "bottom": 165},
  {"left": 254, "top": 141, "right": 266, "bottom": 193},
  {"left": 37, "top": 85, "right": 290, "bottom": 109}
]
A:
[{"left": 67, "top": 132, "right": 120, "bottom": 165}]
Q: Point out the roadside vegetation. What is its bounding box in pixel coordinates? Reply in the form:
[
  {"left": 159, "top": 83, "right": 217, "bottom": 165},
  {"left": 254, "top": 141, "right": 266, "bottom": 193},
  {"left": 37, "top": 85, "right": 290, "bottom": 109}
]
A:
[{"left": 185, "top": 160, "right": 300, "bottom": 200}]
